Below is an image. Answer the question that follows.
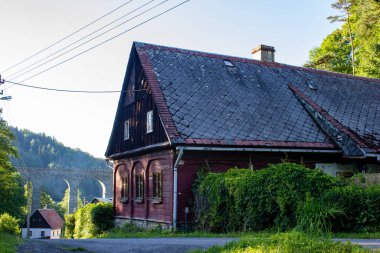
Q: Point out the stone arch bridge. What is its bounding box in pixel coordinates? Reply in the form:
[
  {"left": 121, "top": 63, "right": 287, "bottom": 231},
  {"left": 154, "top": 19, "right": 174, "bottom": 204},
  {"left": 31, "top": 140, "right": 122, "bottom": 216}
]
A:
[{"left": 17, "top": 167, "right": 113, "bottom": 213}]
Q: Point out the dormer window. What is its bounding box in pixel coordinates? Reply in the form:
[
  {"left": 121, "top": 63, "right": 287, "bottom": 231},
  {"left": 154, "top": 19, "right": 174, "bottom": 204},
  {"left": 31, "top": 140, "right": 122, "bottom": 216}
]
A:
[
  {"left": 124, "top": 120, "right": 130, "bottom": 140},
  {"left": 146, "top": 111, "right": 153, "bottom": 133}
]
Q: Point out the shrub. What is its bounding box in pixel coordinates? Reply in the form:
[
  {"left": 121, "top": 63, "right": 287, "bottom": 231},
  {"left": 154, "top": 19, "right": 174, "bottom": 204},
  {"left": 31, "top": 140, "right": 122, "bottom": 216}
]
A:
[
  {"left": 64, "top": 213, "right": 75, "bottom": 238},
  {"left": 323, "top": 184, "right": 380, "bottom": 232},
  {"left": 72, "top": 203, "right": 114, "bottom": 238},
  {"left": 194, "top": 162, "right": 340, "bottom": 232},
  {"left": 92, "top": 203, "right": 114, "bottom": 233},
  {"left": 0, "top": 213, "right": 20, "bottom": 235}
]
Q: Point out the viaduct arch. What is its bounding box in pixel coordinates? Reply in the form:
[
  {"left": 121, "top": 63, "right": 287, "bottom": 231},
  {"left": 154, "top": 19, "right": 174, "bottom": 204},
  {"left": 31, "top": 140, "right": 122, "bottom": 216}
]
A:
[{"left": 17, "top": 167, "right": 113, "bottom": 213}]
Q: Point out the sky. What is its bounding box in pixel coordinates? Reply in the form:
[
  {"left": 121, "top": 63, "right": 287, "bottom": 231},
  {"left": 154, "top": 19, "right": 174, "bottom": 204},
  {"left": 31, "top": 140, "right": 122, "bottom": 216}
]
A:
[{"left": 0, "top": 0, "right": 340, "bottom": 158}]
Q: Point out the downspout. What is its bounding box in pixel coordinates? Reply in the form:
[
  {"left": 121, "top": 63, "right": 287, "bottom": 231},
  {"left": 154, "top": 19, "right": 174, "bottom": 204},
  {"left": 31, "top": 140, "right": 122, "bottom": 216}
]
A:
[{"left": 173, "top": 148, "right": 184, "bottom": 230}]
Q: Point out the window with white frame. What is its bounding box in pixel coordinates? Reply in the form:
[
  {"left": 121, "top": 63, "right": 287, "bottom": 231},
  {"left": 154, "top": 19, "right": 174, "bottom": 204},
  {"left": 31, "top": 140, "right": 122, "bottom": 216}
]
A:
[
  {"left": 122, "top": 176, "right": 128, "bottom": 199},
  {"left": 124, "top": 120, "right": 130, "bottom": 140},
  {"left": 146, "top": 110, "right": 153, "bottom": 133},
  {"left": 135, "top": 173, "right": 144, "bottom": 201}
]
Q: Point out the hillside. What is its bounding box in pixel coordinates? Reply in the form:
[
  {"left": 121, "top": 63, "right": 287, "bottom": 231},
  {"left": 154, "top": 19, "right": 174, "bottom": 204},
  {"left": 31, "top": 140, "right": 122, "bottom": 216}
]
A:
[{"left": 10, "top": 126, "right": 107, "bottom": 169}]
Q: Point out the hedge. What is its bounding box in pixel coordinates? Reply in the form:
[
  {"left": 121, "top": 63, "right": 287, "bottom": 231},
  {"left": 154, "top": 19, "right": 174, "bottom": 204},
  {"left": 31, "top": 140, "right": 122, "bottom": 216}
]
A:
[
  {"left": 324, "top": 184, "right": 380, "bottom": 232},
  {"left": 65, "top": 202, "right": 113, "bottom": 238},
  {"left": 194, "top": 163, "right": 340, "bottom": 232},
  {"left": 193, "top": 162, "right": 380, "bottom": 233}
]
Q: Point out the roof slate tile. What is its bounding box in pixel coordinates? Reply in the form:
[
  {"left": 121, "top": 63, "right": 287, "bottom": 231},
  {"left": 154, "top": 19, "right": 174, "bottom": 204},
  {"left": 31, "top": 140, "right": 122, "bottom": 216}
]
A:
[{"left": 135, "top": 42, "right": 380, "bottom": 153}]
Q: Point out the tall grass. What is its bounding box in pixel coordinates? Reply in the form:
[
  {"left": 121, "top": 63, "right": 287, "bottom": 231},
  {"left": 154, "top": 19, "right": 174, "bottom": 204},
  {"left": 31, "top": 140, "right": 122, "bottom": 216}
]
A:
[
  {"left": 192, "top": 232, "right": 371, "bottom": 253},
  {"left": 0, "top": 232, "right": 21, "bottom": 253},
  {"left": 296, "top": 198, "right": 345, "bottom": 234}
]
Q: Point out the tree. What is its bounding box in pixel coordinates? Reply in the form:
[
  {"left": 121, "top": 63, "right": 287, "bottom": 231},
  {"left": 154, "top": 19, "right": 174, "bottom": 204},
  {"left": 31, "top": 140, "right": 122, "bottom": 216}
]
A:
[
  {"left": 0, "top": 114, "right": 26, "bottom": 219},
  {"left": 40, "top": 188, "right": 66, "bottom": 218},
  {"left": 327, "top": 0, "right": 356, "bottom": 75},
  {"left": 305, "top": 29, "right": 352, "bottom": 74},
  {"left": 58, "top": 188, "right": 69, "bottom": 215},
  {"left": 306, "top": 0, "right": 380, "bottom": 78}
]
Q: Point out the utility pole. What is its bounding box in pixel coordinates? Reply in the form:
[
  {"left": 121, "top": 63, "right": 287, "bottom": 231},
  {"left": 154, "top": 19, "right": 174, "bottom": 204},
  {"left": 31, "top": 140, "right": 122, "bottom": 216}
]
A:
[
  {"left": 26, "top": 180, "right": 32, "bottom": 239},
  {"left": 0, "top": 75, "right": 12, "bottom": 101}
]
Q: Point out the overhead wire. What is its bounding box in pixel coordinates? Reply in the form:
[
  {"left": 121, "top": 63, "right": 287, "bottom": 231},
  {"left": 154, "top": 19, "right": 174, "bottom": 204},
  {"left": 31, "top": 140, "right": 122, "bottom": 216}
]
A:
[
  {"left": 6, "top": 0, "right": 157, "bottom": 80},
  {"left": 4, "top": 80, "right": 124, "bottom": 93},
  {"left": 6, "top": 0, "right": 190, "bottom": 85},
  {"left": 0, "top": 0, "right": 135, "bottom": 74}
]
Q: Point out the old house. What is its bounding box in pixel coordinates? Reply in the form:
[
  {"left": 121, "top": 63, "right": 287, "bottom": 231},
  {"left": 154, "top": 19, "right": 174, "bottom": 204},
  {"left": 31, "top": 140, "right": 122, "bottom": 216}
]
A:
[
  {"left": 21, "top": 209, "right": 63, "bottom": 239},
  {"left": 105, "top": 42, "right": 380, "bottom": 229}
]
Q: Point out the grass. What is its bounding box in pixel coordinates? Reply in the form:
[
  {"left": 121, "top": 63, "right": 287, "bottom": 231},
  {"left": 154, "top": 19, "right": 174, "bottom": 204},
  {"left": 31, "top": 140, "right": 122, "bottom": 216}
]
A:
[
  {"left": 0, "top": 232, "right": 22, "bottom": 253},
  {"left": 190, "top": 231, "right": 372, "bottom": 253},
  {"left": 104, "top": 226, "right": 242, "bottom": 238}
]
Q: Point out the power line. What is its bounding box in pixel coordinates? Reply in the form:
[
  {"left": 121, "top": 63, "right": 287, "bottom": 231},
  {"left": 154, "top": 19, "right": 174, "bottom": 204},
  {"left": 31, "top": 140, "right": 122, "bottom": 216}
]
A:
[
  {"left": 4, "top": 80, "right": 124, "bottom": 93},
  {"left": 6, "top": 0, "right": 190, "bottom": 85},
  {"left": 6, "top": 0, "right": 157, "bottom": 80},
  {"left": 0, "top": 0, "right": 135, "bottom": 74}
]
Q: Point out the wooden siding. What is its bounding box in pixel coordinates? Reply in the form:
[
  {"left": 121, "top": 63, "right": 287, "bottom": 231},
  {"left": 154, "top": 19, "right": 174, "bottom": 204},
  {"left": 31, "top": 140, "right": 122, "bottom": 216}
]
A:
[
  {"left": 24, "top": 211, "right": 50, "bottom": 229},
  {"left": 114, "top": 150, "right": 174, "bottom": 223},
  {"left": 107, "top": 49, "right": 168, "bottom": 156}
]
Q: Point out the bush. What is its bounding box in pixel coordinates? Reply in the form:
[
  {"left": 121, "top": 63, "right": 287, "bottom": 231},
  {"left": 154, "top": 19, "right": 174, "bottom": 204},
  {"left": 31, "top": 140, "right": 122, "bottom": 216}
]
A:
[
  {"left": 323, "top": 184, "right": 380, "bottom": 232},
  {"left": 71, "top": 203, "right": 114, "bottom": 238},
  {"left": 64, "top": 213, "right": 75, "bottom": 238},
  {"left": 92, "top": 203, "right": 114, "bottom": 233},
  {"left": 194, "top": 163, "right": 340, "bottom": 232},
  {"left": 0, "top": 213, "right": 20, "bottom": 235}
]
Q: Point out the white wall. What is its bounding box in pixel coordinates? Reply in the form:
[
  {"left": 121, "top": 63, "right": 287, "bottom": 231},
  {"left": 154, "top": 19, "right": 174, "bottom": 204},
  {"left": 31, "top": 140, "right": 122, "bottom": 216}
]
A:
[
  {"left": 315, "top": 163, "right": 356, "bottom": 176},
  {"left": 21, "top": 228, "right": 61, "bottom": 239}
]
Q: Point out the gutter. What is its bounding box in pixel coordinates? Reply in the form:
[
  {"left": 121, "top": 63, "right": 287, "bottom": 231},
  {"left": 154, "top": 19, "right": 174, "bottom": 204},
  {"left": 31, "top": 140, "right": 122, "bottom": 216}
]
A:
[
  {"left": 108, "top": 141, "right": 170, "bottom": 159},
  {"left": 172, "top": 148, "right": 184, "bottom": 230},
  {"left": 366, "top": 153, "right": 380, "bottom": 162},
  {"left": 175, "top": 146, "right": 342, "bottom": 154}
]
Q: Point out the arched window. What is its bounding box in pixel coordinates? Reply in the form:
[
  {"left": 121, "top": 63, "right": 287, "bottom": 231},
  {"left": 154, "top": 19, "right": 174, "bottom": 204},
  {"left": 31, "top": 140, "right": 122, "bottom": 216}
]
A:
[
  {"left": 133, "top": 162, "right": 145, "bottom": 204},
  {"left": 135, "top": 172, "right": 144, "bottom": 203},
  {"left": 116, "top": 165, "right": 129, "bottom": 203},
  {"left": 121, "top": 176, "right": 129, "bottom": 201}
]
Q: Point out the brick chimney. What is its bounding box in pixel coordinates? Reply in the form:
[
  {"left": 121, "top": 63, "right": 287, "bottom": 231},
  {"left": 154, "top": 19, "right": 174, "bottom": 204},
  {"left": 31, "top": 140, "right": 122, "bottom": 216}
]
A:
[{"left": 252, "top": 45, "right": 275, "bottom": 62}]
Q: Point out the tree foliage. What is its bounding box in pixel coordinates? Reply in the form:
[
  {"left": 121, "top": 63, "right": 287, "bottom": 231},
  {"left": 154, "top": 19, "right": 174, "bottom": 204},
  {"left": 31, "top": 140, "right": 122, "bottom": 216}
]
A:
[
  {"left": 40, "top": 188, "right": 67, "bottom": 218},
  {"left": 10, "top": 127, "right": 107, "bottom": 169},
  {"left": 306, "top": 0, "right": 380, "bottom": 78},
  {"left": 0, "top": 117, "right": 26, "bottom": 219},
  {"left": 0, "top": 213, "right": 20, "bottom": 235}
]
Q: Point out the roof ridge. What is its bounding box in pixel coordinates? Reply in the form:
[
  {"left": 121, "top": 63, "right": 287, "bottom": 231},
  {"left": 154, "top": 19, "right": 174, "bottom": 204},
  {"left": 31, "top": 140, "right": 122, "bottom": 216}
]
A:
[{"left": 134, "top": 41, "right": 380, "bottom": 84}]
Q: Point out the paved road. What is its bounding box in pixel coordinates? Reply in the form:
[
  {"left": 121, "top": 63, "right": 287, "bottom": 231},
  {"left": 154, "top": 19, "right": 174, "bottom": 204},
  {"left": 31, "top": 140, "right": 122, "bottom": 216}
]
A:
[
  {"left": 17, "top": 238, "right": 380, "bottom": 253},
  {"left": 334, "top": 239, "right": 380, "bottom": 250},
  {"left": 17, "top": 238, "right": 236, "bottom": 253}
]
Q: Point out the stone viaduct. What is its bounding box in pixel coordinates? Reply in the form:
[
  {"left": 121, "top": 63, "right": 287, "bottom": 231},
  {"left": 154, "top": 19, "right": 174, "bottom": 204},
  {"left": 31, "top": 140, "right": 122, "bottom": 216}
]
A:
[{"left": 17, "top": 167, "right": 113, "bottom": 213}]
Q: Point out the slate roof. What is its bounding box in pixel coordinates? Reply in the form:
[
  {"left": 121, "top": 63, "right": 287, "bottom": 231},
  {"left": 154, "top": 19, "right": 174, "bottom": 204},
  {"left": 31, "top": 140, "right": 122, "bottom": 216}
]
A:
[
  {"left": 38, "top": 209, "right": 64, "bottom": 229},
  {"left": 126, "top": 42, "right": 380, "bottom": 157}
]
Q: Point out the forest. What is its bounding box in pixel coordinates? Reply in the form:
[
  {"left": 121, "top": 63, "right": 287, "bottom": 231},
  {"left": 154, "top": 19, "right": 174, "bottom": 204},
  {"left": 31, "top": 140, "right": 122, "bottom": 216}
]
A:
[{"left": 10, "top": 127, "right": 107, "bottom": 169}]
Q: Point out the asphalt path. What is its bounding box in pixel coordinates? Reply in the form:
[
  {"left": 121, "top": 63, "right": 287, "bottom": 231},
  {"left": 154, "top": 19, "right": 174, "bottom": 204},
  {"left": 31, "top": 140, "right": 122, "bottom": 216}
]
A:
[
  {"left": 334, "top": 238, "right": 380, "bottom": 250},
  {"left": 17, "top": 238, "right": 380, "bottom": 253},
  {"left": 17, "top": 238, "right": 236, "bottom": 253}
]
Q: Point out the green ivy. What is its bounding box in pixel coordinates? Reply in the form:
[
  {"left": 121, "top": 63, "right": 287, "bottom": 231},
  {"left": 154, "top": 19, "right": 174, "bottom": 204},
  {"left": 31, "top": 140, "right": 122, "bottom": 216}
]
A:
[{"left": 193, "top": 162, "right": 340, "bottom": 232}]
